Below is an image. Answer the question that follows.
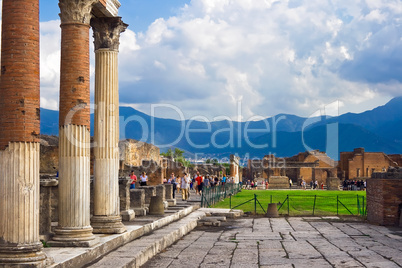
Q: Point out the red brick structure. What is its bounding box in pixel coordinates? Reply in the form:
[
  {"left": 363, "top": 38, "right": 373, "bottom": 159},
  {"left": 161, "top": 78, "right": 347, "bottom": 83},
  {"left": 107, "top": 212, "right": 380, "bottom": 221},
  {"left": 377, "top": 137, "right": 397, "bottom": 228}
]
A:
[
  {"left": 58, "top": 22, "right": 91, "bottom": 128},
  {"left": 0, "top": 0, "right": 40, "bottom": 149},
  {"left": 339, "top": 148, "right": 400, "bottom": 180},
  {"left": 367, "top": 168, "right": 402, "bottom": 226}
]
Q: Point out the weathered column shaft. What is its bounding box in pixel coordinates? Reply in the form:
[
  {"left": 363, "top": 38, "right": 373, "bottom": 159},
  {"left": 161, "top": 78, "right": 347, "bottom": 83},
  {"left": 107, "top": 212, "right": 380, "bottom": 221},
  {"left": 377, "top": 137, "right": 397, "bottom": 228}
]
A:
[
  {"left": 94, "top": 50, "right": 120, "bottom": 216},
  {"left": 52, "top": 0, "right": 97, "bottom": 246},
  {"left": 58, "top": 125, "right": 91, "bottom": 227},
  {"left": 0, "top": 143, "right": 40, "bottom": 243},
  {"left": 91, "top": 17, "right": 127, "bottom": 234},
  {"left": 0, "top": 0, "right": 46, "bottom": 265}
]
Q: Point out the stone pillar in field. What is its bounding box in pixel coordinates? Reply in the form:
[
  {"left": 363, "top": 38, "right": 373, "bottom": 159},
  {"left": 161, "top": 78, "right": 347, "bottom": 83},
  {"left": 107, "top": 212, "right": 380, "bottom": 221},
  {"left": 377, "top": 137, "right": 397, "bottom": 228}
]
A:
[
  {"left": 0, "top": 0, "right": 47, "bottom": 265},
  {"left": 230, "top": 154, "right": 240, "bottom": 183},
  {"left": 90, "top": 17, "right": 127, "bottom": 234},
  {"left": 51, "top": 0, "right": 98, "bottom": 247}
]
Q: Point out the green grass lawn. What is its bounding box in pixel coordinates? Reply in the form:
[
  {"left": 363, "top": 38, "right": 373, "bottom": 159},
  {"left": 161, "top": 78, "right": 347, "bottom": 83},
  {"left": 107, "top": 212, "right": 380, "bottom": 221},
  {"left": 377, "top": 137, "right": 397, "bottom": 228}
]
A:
[{"left": 212, "top": 189, "right": 367, "bottom": 216}]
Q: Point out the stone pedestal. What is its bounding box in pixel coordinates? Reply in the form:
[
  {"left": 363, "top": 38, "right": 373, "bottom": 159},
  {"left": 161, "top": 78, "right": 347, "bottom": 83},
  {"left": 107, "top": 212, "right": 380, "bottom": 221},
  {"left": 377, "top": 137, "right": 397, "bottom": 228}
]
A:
[
  {"left": 164, "top": 184, "right": 176, "bottom": 206},
  {"left": 91, "top": 17, "right": 127, "bottom": 234},
  {"left": 156, "top": 184, "right": 168, "bottom": 208},
  {"left": 266, "top": 203, "right": 279, "bottom": 218},
  {"left": 138, "top": 186, "right": 156, "bottom": 205},
  {"left": 156, "top": 184, "right": 166, "bottom": 200},
  {"left": 130, "top": 189, "right": 147, "bottom": 216},
  {"left": 119, "top": 178, "right": 135, "bottom": 221},
  {"left": 149, "top": 196, "right": 165, "bottom": 216}
]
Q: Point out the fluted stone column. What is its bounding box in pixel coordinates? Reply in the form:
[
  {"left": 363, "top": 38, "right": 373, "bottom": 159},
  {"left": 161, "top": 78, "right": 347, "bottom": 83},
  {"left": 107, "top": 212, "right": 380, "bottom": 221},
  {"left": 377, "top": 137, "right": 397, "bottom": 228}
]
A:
[
  {"left": 51, "top": 0, "right": 98, "bottom": 247},
  {"left": 90, "top": 17, "right": 127, "bottom": 234},
  {"left": 0, "top": 0, "right": 47, "bottom": 265}
]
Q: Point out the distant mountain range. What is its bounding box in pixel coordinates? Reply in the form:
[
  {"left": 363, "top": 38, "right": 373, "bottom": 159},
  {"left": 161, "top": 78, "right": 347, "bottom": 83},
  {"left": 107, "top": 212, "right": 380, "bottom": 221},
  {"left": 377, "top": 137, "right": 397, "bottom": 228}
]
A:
[{"left": 40, "top": 97, "right": 402, "bottom": 160}]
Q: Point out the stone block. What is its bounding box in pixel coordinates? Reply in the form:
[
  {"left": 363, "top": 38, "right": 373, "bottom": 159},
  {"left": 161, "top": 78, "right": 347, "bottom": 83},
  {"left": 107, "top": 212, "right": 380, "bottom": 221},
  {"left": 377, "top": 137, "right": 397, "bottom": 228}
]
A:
[
  {"left": 133, "top": 208, "right": 147, "bottom": 216},
  {"left": 40, "top": 178, "right": 58, "bottom": 240},
  {"left": 268, "top": 176, "right": 290, "bottom": 189},
  {"left": 121, "top": 209, "right": 135, "bottom": 221},
  {"left": 119, "top": 178, "right": 132, "bottom": 212},
  {"left": 167, "top": 199, "right": 177, "bottom": 206},
  {"left": 149, "top": 196, "right": 165, "bottom": 216},
  {"left": 138, "top": 186, "right": 156, "bottom": 205},
  {"left": 130, "top": 189, "right": 145, "bottom": 208},
  {"left": 326, "top": 177, "right": 340, "bottom": 190},
  {"left": 164, "top": 184, "right": 173, "bottom": 200},
  {"left": 156, "top": 184, "right": 166, "bottom": 201},
  {"left": 266, "top": 203, "right": 279, "bottom": 218}
]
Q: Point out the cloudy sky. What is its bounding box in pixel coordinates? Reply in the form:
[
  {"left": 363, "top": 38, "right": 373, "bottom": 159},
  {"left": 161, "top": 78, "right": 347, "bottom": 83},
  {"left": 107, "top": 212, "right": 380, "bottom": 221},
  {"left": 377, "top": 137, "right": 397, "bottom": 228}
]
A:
[{"left": 38, "top": 0, "right": 401, "bottom": 121}]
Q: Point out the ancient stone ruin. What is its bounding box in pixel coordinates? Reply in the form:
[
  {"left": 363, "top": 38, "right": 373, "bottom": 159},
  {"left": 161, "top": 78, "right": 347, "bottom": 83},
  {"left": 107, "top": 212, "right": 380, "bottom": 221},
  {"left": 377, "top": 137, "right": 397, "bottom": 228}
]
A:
[
  {"left": 0, "top": 0, "right": 127, "bottom": 265},
  {"left": 367, "top": 167, "right": 402, "bottom": 226}
]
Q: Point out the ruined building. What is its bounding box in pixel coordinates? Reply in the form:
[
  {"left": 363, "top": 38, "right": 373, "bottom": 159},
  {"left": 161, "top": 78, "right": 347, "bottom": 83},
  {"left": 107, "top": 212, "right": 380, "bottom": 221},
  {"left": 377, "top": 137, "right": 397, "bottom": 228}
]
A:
[
  {"left": 339, "top": 148, "right": 402, "bottom": 180},
  {"left": 245, "top": 151, "right": 337, "bottom": 187}
]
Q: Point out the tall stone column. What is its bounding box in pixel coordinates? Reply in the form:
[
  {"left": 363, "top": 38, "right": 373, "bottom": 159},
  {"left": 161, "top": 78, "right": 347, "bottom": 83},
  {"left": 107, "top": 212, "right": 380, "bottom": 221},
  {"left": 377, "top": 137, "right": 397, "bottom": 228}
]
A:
[
  {"left": 90, "top": 17, "right": 127, "bottom": 234},
  {"left": 51, "top": 0, "right": 98, "bottom": 247},
  {"left": 0, "top": 0, "right": 47, "bottom": 266}
]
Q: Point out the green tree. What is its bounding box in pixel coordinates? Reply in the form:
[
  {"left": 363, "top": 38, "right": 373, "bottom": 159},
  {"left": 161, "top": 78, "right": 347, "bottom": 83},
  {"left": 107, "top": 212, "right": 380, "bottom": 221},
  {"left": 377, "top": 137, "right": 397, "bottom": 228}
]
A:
[
  {"left": 160, "top": 148, "right": 173, "bottom": 158},
  {"left": 161, "top": 147, "right": 192, "bottom": 168},
  {"left": 173, "top": 148, "right": 184, "bottom": 159}
]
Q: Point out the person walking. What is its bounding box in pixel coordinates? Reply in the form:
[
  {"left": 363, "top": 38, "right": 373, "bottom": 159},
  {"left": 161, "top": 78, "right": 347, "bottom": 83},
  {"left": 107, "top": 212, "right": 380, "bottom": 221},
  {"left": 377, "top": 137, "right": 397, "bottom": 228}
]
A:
[
  {"left": 170, "top": 173, "right": 177, "bottom": 198},
  {"left": 222, "top": 175, "right": 226, "bottom": 186},
  {"left": 176, "top": 176, "right": 181, "bottom": 195},
  {"left": 195, "top": 172, "right": 203, "bottom": 195},
  {"left": 181, "top": 173, "right": 191, "bottom": 201}
]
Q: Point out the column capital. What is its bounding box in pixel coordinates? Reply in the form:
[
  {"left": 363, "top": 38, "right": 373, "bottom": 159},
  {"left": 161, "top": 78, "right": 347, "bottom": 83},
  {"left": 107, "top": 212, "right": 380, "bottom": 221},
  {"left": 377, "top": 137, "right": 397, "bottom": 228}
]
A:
[
  {"left": 59, "top": 0, "right": 97, "bottom": 25},
  {"left": 91, "top": 17, "right": 128, "bottom": 51}
]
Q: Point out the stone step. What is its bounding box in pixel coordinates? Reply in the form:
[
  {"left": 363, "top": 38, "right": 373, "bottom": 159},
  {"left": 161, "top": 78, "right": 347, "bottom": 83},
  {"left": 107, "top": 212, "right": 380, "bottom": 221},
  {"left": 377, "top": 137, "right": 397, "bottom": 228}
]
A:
[
  {"left": 45, "top": 205, "right": 198, "bottom": 268},
  {"left": 85, "top": 210, "right": 207, "bottom": 268}
]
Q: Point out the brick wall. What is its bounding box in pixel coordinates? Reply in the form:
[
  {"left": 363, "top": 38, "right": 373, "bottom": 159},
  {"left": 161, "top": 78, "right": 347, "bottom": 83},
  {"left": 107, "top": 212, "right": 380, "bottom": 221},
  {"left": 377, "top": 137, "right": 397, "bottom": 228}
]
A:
[
  {"left": 59, "top": 23, "right": 91, "bottom": 128},
  {"left": 367, "top": 178, "right": 402, "bottom": 226},
  {"left": 299, "top": 167, "right": 313, "bottom": 182},
  {"left": 0, "top": 0, "right": 40, "bottom": 149},
  {"left": 341, "top": 151, "right": 395, "bottom": 179}
]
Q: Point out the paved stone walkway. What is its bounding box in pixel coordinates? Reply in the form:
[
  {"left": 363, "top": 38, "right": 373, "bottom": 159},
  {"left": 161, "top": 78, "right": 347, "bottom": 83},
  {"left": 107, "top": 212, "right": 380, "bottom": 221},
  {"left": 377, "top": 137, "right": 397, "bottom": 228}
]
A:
[{"left": 142, "top": 217, "right": 402, "bottom": 268}]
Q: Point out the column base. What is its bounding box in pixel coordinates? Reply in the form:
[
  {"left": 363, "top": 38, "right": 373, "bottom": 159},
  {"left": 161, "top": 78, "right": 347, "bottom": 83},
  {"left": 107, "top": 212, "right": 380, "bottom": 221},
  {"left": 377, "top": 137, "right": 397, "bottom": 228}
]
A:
[
  {"left": 48, "top": 227, "right": 98, "bottom": 247},
  {"left": 91, "top": 215, "right": 127, "bottom": 234},
  {"left": 0, "top": 242, "right": 48, "bottom": 267}
]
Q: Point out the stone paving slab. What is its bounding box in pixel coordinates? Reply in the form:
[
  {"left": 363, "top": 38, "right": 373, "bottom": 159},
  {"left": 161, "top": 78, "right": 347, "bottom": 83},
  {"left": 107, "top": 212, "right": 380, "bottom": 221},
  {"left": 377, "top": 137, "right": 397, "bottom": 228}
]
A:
[
  {"left": 143, "top": 216, "right": 402, "bottom": 268},
  {"left": 82, "top": 208, "right": 244, "bottom": 268}
]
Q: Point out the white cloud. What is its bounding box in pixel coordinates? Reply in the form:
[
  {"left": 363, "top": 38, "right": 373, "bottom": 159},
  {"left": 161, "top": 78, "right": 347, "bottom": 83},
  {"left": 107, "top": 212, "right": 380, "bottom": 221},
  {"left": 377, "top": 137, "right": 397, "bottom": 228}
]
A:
[
  {"left": 37, "top": 0, "right": 401, "bottom": 120},
  {"left": 364, "top": 9, "right": 387, "bottom": 23},
  {"left": 40, "top": 20, "right": 61, "bottom": 110}
]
